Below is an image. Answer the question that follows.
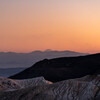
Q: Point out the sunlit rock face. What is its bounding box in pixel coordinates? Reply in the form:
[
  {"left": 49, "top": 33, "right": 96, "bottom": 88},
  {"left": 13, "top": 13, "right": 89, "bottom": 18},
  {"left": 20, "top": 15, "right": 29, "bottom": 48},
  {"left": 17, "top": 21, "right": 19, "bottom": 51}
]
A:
[
  {"left": 0, "top": 77, "right": 20, "bottom": 91},
  {"left": 0, "top": 75, "right": 100, "bottom": 100},
  {"left": 0, "top": 77, "right": 52, "bottom": 91},
  {"left": 15, "top": 77, "right": 52, "bottom": 88}
]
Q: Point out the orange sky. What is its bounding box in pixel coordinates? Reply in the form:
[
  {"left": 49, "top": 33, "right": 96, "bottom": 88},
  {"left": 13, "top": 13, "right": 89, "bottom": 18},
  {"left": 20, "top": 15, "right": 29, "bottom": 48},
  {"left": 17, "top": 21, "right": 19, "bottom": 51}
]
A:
[{"left": 0, "top": 0, "right": 100, "bottom": 53}]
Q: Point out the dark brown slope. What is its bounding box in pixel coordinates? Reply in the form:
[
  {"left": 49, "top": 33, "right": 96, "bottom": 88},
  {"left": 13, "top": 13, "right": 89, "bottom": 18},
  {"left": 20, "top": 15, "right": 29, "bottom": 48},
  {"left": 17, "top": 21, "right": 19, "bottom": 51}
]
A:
[{"left": 10, "top": 53, "right": 100, "bottom": 82}]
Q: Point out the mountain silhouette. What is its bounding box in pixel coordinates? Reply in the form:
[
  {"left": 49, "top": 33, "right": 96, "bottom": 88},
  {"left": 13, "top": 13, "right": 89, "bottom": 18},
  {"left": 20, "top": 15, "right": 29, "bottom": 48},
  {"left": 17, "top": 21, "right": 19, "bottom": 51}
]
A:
[
  {"left": 0, "top": 50, "right": 88, "bottom": 68},
  {"left": 10, "top": 53, "right": 100, "bottom": 82}
]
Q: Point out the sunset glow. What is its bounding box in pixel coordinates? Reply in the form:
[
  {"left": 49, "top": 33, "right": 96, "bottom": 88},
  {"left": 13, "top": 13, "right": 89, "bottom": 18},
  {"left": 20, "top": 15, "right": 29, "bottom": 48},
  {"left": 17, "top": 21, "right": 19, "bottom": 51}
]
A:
[{"left": 0, "top": 0, "right": 100, "bottom": 53}]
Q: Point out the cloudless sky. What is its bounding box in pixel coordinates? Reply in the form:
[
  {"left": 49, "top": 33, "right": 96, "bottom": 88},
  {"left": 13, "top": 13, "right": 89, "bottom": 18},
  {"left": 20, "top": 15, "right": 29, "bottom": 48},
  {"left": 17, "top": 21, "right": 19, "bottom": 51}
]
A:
[{"left": 0, "top": 0, "right": 100, "bottom": 53}]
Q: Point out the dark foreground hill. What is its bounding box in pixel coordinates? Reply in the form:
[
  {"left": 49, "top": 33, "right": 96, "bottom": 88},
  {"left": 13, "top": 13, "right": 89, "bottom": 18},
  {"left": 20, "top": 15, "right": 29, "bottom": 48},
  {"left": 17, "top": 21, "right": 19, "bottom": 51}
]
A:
[{"left": 10, "top": 53, "right": 100, "bottom": 82}]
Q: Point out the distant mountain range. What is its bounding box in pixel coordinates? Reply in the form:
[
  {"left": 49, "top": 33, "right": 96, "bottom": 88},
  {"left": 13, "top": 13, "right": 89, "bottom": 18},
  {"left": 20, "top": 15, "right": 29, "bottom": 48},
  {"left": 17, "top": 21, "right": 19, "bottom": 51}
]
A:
[
  {"left": 10, "top": 53, "right": 100, "bottom": 82},
  {"left": 0, "top": 50, "right": 88, "bottom": 68}
]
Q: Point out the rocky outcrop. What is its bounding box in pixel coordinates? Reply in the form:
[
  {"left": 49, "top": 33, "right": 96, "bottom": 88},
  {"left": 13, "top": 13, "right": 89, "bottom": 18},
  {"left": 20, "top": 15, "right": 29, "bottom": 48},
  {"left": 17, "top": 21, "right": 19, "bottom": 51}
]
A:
[
  {"left": 0, "top": 77, "right": 20, "bottom": 91},
  {"left": 0, "top": 77, "right": 52, "bottom": 91},
  {"left": 1, "top": 75, "right": 100, "bottom": 100}
]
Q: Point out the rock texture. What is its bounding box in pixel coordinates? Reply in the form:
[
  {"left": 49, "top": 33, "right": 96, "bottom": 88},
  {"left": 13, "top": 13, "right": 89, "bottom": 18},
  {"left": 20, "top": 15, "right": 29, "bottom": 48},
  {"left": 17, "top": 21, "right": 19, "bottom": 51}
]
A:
[
  {"left": 0, "top": 77, "right": 52, "bottom": 91},
  {"left": 10, "top": 53, "right": 100, "bottom": 82},
  {"left": 0, "top": 77, "right": 20, "bottom": 91},
  {"left": 1, "top": 75, "right": 100, "bottom": 100}
]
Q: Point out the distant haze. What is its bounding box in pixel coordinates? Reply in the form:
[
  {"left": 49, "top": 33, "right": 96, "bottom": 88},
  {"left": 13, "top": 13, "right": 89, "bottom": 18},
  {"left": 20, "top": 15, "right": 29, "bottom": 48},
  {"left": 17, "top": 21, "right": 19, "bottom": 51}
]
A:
[{"left": 0, "top": 50, "right": 88, "bottom": 68}]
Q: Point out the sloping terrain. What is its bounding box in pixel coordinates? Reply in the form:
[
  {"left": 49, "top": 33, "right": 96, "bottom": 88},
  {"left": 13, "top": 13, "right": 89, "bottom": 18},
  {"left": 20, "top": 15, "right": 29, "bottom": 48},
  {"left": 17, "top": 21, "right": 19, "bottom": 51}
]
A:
[
  {"left": 0, "top": 75, "right": 100, "bottom": 100},
  {"left": 10, "top": 53, "right": 100, "bottom": 82},
  {"left": 0, "top": 77, "right": 52, "bottom": 91}
]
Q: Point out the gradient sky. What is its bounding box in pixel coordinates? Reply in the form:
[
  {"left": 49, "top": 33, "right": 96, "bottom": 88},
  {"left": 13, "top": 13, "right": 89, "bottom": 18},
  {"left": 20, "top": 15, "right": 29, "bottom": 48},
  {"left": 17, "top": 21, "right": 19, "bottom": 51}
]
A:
[{"left": 0, "top": 0, "right": 100, "bottom": 53}]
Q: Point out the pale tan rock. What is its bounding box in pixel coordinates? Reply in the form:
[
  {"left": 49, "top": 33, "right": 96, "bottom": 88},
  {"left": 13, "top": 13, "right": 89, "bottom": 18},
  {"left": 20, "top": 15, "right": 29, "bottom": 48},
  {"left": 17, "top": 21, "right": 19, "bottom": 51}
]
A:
[
  {"left": 0, "top": 75, "right": 100, "bottom": 100},
  {"left": 0, "top": 77, "right": 52, "bottom": 91}
]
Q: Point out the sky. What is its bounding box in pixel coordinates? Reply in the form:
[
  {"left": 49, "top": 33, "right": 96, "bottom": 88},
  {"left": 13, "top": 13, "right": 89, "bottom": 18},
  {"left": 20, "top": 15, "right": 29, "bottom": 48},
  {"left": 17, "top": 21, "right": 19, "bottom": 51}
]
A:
[{"left": 0, "top": 0, "right": 100, "bottom": 53}]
